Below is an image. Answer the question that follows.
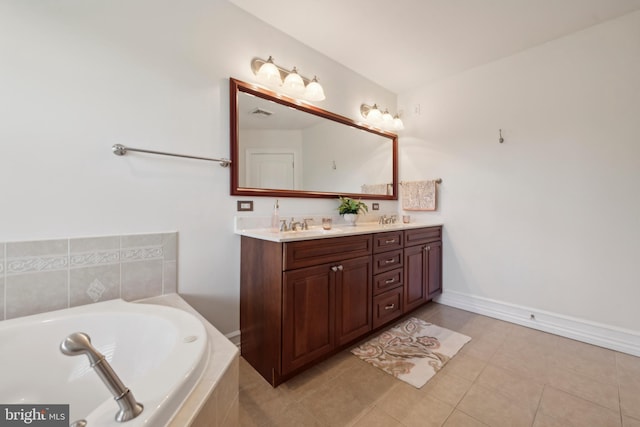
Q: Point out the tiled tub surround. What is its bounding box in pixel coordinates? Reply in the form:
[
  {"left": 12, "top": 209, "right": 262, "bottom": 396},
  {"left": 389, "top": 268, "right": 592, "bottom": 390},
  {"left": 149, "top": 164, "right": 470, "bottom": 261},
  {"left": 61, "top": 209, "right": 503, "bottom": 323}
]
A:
[{"left": 0, "top": 232, "right": 177, "bottom": 320}]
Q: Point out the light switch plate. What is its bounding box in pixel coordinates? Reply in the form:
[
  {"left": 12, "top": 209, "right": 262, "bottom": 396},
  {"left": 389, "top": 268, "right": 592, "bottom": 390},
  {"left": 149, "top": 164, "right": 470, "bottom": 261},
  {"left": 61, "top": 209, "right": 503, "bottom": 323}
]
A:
[{"left": 372, "top": 203, "right": 380, "bottom": 211}]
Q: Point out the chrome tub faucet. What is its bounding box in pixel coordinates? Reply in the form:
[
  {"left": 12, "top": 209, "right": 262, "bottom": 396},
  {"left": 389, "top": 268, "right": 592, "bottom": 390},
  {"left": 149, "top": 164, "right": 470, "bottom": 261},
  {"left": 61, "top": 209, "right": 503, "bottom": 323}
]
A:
[{"left": 60, "top": 332, "right": 144, "bottom": 423}]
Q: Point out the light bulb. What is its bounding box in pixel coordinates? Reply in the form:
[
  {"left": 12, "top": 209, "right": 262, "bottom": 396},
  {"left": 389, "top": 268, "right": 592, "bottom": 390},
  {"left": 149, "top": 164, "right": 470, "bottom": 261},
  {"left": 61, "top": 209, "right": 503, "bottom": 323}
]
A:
[
  {"left": 304, "top": 76, "right": 325, "bottom": 101},
  {"left": 382, "top": 109, "right": 393, "bottom": 128},
  {"left": 366, "top": 104, "right": 382, "bottom": 124},
  {"left": 392, "top": 114, "right": 404, "bottom": 130},
  {"left": 282, "top": 67, "right": 305, "bottom": 97},
  {"left": 256, "top": 56, "right": 282, "bottom": 86}
]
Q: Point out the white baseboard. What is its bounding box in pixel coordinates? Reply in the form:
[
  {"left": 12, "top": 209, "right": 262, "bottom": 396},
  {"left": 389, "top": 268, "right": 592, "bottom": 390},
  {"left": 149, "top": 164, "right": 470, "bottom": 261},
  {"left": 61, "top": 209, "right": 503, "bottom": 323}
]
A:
[{"left": 435, "top": 290, "right": 640, "bottom": 357}]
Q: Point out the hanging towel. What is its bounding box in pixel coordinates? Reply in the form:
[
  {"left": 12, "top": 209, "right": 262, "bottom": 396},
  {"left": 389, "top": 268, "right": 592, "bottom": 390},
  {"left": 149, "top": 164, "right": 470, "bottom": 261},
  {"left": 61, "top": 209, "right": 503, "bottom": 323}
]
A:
[
  {"left": 361, "top": 183, "right": 390, "bottom": 195},
  {"left": 401, "top": 180, "right": 437, "bottom": 211}
]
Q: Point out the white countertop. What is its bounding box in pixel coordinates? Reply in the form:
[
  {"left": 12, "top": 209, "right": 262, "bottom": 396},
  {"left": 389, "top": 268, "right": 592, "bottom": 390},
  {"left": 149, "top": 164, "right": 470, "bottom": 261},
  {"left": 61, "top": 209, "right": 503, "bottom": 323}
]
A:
[{"left": 235, "top": 221, "right": 444, "bottom": 242}]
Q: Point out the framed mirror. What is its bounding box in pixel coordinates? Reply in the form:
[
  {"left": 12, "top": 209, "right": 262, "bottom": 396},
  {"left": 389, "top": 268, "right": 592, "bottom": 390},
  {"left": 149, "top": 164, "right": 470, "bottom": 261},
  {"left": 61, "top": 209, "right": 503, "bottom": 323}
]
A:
[{"left": 230, "top": 78, "right": 398, "bottom": 200}]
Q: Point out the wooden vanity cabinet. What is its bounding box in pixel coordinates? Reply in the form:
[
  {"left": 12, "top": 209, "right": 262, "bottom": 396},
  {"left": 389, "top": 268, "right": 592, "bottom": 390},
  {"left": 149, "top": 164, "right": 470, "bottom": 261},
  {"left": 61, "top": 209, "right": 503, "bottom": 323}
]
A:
[
  {"left": 240, "top": 234, "right": 372, "bottom": 386},
  {"left": 240, "top": 226, "right": 442, "bottom": 387},
  {"left": 403, "top": 227, "right": 443, "bottom": 313}
]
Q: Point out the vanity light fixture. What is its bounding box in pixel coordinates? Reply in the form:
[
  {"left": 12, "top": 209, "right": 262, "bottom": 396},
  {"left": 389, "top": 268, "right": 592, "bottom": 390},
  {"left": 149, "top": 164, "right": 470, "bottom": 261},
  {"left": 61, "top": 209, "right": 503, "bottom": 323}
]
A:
[
  {"left": 361, "top": 103, "right": 404, "bottom": 131},
  {"left": 251, "top": 56, "right": 326, "bottom": 102}
]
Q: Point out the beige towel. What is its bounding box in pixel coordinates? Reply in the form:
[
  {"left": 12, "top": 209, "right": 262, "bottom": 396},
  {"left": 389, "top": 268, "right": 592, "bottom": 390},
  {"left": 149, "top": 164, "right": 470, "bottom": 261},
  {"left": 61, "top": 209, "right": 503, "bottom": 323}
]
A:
[
  {"left": 361, "top": 183, "right": 390, "bottom": 195},
  {"left": 401, "top": 180, "right": 437, "bottom": 211}
]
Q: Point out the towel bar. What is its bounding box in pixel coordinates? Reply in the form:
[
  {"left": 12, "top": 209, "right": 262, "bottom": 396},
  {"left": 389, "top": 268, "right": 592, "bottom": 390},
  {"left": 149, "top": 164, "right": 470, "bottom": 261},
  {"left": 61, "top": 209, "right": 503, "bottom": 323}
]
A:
[{"left": 112, "top": 144, "right": 231, "bottom": 168}]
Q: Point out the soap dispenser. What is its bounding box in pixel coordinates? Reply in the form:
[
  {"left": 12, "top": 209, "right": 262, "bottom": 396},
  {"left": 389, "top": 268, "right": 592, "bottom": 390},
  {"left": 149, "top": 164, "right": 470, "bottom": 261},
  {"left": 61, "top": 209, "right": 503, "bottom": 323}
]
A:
[{"left": 271, "top": 200, "right": 280, "bottom": 232}]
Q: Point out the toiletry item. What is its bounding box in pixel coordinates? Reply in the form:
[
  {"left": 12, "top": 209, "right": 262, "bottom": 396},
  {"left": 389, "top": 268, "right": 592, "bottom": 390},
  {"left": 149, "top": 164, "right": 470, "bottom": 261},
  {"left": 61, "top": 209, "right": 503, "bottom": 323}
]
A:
[
  {"left": 271, "top": 200, "right": 280, "bottom": 232},
  {"left": 402, "top": 215, "right": 411, "bottom": 224},
  {"left": 322, "top": 217, "right": 332, "bottom": 230}
]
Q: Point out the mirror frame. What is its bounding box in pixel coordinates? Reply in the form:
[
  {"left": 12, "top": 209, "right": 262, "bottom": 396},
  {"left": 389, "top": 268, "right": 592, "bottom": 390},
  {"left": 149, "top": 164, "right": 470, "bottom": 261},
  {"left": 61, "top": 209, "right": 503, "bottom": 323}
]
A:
[{"left": 230, "top": 78, "right": 398, "bottom": 200}]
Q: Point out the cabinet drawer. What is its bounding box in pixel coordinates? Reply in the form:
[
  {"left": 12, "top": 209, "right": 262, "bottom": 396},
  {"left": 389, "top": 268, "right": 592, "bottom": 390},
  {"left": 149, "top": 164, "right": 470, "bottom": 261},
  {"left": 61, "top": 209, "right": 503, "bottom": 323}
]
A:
[
  {"left": 372, "top": 231, "right": 403, "bottom": 254},
  {"left": 373, "top": 268, "right": 403, "bottom": 296},
  {"left": 283, "top": 234, "right": 372, "bottom": 270},
  {"left": 404, "top": 227, "right": 442, "bottom": 247},
  {"left": 372, "top": 249, "right": 403, "bottom": 275},
  {"left": 373, "top": 288, "right": 403, "bottom": 329}
]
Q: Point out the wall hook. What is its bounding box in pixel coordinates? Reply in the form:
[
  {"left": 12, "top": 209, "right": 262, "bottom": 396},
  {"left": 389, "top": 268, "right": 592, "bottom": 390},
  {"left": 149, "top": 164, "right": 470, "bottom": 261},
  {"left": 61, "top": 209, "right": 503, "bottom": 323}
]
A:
[{"left": 499, "top": 129, "right": 504, "bottom": 143}]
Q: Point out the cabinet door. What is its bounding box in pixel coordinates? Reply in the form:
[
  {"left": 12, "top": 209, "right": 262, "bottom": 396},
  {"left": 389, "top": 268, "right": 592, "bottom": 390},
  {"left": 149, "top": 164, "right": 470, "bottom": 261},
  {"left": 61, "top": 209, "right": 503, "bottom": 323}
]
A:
[
  {"left": 404, "top": 244, "right": 428, "bottom": 312},
  {"left": 282, "top": 263, "right": 335, "bottom": 374},
  {"left": 426, "top": 241, "right": 442, "bottom": 298},
  {"left": 335, "top": 255, "right": 372, "bottom": 346}
]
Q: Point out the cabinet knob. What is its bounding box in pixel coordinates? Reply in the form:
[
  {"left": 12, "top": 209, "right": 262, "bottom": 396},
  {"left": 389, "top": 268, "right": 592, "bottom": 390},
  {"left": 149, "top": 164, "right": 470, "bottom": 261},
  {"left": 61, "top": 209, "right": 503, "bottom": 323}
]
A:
[
  {"left": 424, "top": 245, "right": 431, "bottom": 251},
  {"left": 384, "top": 278, "right": 396, "bottom": 284},
  {"left": 331, "top": 265, "right": 343, "bottom": 272},
  {"left": 384, "top": 304, "right": 395, "bottom": 310},
  {"left": 338, "top": 265, "right": 343, "bottom": 271}
]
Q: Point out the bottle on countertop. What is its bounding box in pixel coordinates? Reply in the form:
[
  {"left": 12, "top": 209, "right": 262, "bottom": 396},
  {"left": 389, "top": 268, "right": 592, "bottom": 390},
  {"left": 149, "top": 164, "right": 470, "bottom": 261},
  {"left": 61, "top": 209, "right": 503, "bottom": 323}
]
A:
[{"left": 271, "top": 200, "right": 280, "bottom": 232}]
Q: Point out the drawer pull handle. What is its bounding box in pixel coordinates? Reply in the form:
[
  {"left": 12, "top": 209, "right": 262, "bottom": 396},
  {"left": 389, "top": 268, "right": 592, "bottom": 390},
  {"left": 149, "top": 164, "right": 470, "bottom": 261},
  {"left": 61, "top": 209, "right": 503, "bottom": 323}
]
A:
[
  {"left": 384, "top": 304, "right": 395, "bottom": 310},
  {"left": 384, "top": 278, "right": 396, "bottom": 284},
  {"left": 384, "top": 239, "right": 396, "bottom": 244},
  {"left": 384, "top": 259, "right": 396, "bottom": 264}
]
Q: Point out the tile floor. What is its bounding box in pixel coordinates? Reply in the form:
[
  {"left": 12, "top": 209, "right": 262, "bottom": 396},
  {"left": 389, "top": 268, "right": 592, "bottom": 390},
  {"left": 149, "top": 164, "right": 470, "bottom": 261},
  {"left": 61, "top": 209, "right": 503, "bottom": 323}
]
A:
[{"left": 239, "top": 302, "right": 640, "bottom": 427}]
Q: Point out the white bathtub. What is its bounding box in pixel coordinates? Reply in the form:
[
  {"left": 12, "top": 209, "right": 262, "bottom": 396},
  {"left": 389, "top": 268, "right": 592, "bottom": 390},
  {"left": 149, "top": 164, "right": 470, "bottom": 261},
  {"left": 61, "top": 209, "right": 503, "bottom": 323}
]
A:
[{"left": 0, "top": 299, "right": 208, "bottom": 427}]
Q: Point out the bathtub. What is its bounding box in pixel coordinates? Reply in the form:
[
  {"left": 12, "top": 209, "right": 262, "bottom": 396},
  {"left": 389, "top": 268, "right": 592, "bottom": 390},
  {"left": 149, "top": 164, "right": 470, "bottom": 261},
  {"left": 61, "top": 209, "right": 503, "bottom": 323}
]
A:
[{"left": 0, "top": 298, "right": 208, "bottom": 427}]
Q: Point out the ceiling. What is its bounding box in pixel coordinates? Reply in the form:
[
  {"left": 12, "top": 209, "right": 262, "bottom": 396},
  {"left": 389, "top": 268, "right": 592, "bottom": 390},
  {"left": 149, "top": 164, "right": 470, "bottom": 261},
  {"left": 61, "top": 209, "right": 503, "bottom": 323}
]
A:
[{"left": 229, "top": 0, "right": 640, "bottom": 94}]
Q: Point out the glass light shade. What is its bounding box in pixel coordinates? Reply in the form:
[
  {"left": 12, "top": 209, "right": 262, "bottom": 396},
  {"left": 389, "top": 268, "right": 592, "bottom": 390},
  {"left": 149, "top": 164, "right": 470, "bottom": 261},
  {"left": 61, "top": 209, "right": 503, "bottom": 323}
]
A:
[
  {"left": 393, "top": 115, "right": 404, "bottom": 130},
  {"left": 282, "top": 67, "right": 305, "bottom": 97},
  {"left": 304, "top": 77, "right": 325, "bottom": 101},
  {"left": 366, "top": 104, "right": 383, "bottom": 124},
  {"left": 382, "top": 109, "right": 393, "bottom": 128},
  {"left": 256, "top": 58, "right": 282, "bottom": 86}
]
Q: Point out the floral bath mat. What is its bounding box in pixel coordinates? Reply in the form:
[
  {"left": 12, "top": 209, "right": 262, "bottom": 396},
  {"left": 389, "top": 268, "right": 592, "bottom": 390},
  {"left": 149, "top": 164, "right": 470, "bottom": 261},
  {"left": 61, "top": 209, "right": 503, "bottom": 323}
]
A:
[{"left": 351, "top": 317, "right": 471, "bottom": 388}]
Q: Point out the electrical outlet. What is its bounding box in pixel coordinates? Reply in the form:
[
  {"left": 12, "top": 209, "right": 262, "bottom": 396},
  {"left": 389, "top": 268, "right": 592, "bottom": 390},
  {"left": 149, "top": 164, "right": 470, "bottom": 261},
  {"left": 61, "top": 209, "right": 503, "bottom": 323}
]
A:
[
  {"left": 372, "top": 203, "right": 380, "bottom": 211},
  {"left": 237, "top": 200, "right": 253, "bottom": 212},
  {"left": 414, "top": 104, "right": 421, "bottom": 115}
]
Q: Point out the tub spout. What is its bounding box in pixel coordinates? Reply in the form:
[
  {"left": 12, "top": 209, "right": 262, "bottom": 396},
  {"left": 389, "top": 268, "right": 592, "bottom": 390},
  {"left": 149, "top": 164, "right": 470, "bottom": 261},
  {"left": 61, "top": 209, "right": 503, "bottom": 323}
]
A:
[{"left": 61, "top": 332, "right": 143, "bottom": 422}]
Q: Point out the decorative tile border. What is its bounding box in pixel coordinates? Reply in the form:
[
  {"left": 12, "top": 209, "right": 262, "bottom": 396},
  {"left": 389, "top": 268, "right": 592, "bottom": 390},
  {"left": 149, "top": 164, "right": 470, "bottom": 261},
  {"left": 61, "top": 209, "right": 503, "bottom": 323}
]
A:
[
  {"left": 6, "top": 255, "right": 68, "bottom": 275},
  {"left": 69, "top": 250, "right": 120, "bottom": 268},
  {"left": 0, "top": 232, "right": 178, "bottom": 320},
  {"left": 120, "top": 246, "right": 163, "bottom": 263}
]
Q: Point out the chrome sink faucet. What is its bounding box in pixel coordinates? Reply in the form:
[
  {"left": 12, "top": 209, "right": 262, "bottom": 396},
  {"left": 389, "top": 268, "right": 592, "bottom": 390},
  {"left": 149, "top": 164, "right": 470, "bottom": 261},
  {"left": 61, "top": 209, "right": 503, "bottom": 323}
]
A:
[
  {"left": 302, "top": 218, "right": 313, "bottom": 230},
  {"left": 289, "top": 218, "right": 302, "bottom": 231},
  {"left": 60, "top": 332, "right": 144, "bottom": 423}
]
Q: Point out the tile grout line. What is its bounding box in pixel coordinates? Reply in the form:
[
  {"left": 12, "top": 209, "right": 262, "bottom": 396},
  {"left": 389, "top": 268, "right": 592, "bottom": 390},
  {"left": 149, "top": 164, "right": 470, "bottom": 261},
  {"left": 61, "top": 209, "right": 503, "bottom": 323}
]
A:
[
  {"left": 119, "top": 235, "right": 122, "bottom": 299},
  {"left": 530, "top": 383, "right": 547, "bottom": 427},
  {"left": 67, "top": 238, "right": 71, "bottom": 308},
  {"left": 2, "top": 242, "right": 5, "bottom": 320},
  {"left": 615, "top": 353, "right": 623, "bottom": 427}
]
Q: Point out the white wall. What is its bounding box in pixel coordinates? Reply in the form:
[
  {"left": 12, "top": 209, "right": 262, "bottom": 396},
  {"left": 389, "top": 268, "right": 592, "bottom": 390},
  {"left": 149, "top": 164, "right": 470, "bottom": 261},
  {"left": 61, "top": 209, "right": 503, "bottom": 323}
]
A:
[
  {"left": 0, "top": 0, "right": 396, "bottom": 335},
  {"left": 399, "top": 11, "right": 640, "bottom": 333}
]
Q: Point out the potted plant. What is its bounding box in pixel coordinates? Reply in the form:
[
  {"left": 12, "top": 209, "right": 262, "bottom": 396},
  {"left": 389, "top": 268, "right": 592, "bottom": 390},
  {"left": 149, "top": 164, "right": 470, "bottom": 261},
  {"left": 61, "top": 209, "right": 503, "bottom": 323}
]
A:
[{"left": 337, "top": 196, "right": 368, "bottom": 225}]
